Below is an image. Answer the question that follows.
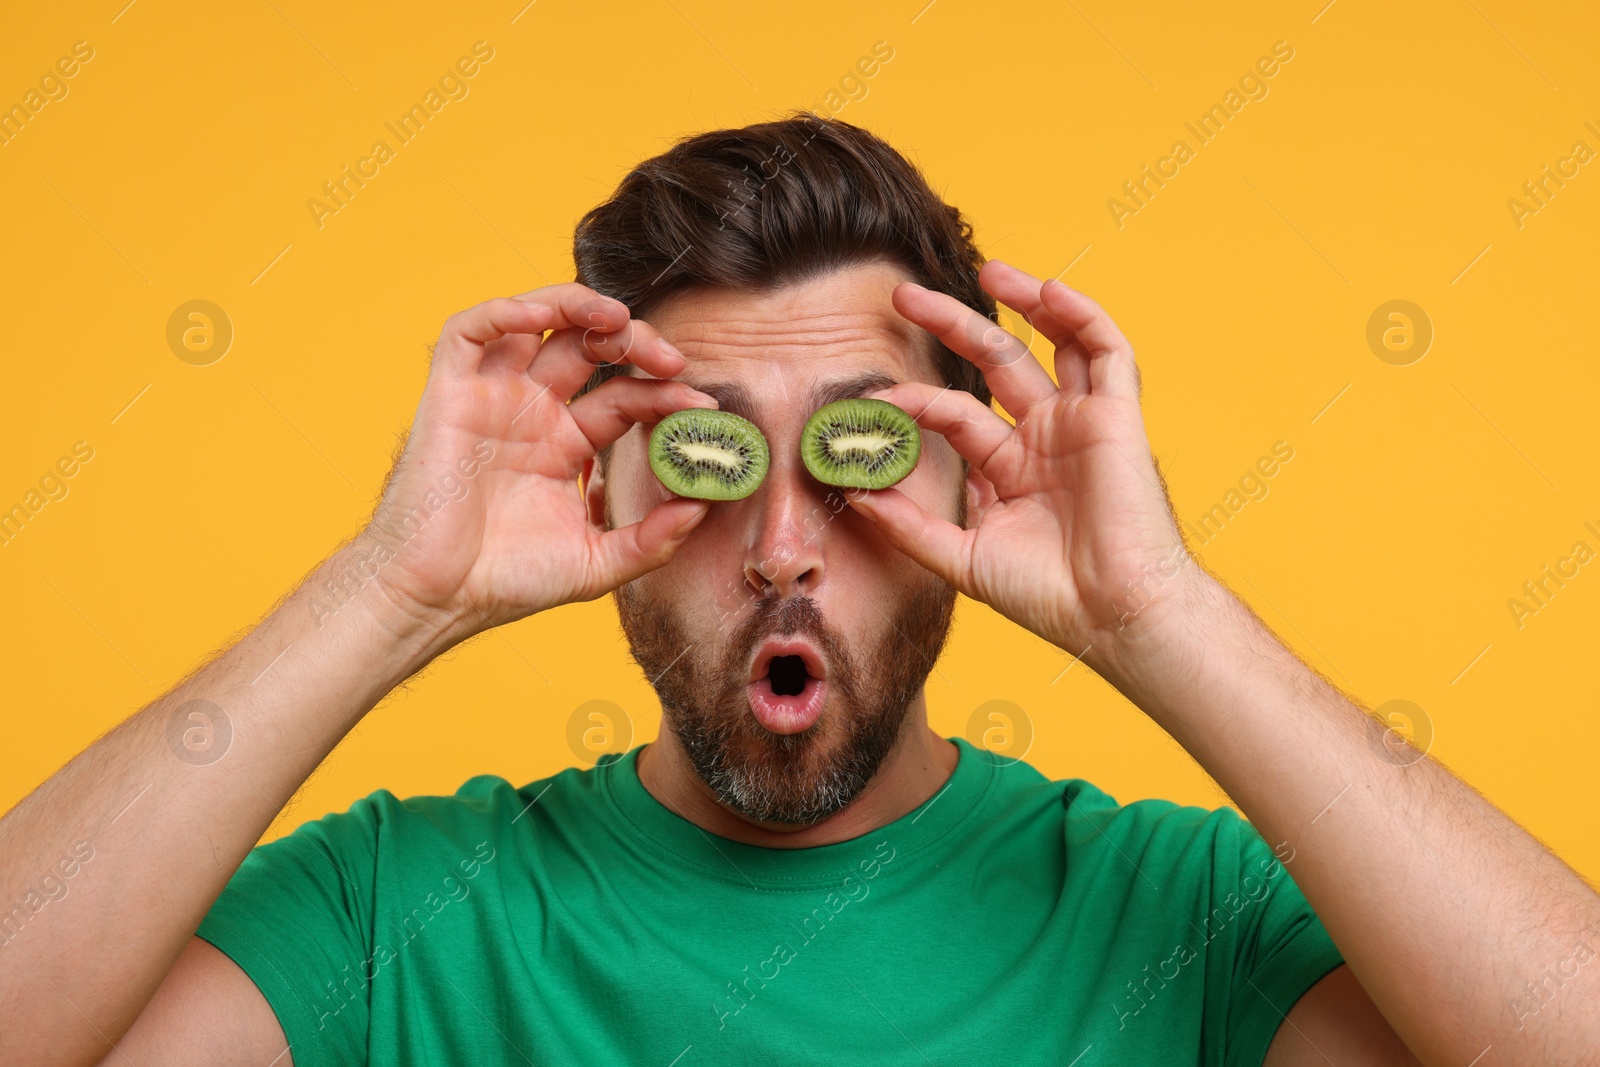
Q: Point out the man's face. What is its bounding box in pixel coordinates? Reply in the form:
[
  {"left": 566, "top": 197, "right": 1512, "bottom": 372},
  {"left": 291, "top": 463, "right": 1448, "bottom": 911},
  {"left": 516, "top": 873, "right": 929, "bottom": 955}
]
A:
[{"left": 593, "top": 260, "right": 969, "bottom": 826}]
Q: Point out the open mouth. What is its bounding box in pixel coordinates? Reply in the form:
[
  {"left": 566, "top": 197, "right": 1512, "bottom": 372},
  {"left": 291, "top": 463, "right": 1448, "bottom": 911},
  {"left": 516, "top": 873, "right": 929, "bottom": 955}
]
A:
[{"left": 747, "top": 638, "right": 828, "bottom": 736}]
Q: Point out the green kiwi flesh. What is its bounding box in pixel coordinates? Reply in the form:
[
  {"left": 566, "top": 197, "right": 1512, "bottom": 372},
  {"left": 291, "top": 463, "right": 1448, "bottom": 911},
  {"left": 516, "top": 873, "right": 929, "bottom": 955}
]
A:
[
  {"left": 648, "top": 408, "right": 770, "bottom": 501},
  {"left": 800, "top": 398, "right": 921, "bottom": 489}
]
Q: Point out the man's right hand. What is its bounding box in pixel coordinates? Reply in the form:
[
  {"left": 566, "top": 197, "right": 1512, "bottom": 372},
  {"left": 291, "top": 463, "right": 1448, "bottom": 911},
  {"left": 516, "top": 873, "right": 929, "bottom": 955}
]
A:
[
  {"left": 0, "top": 283, "right": 714, "bottom": 1067},
  {"left": 359, "top": 284, "right": 714, "bottom": 640}
]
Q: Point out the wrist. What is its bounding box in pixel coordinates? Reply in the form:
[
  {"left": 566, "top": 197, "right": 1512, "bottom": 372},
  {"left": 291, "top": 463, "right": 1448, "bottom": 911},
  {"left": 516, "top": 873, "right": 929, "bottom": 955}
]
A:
[
  {"left": 302, "top": 535, "right": 470, "bottom": 666},
  {"left": 1082, "top": 558, "right": 1225, "bottom": 698}
]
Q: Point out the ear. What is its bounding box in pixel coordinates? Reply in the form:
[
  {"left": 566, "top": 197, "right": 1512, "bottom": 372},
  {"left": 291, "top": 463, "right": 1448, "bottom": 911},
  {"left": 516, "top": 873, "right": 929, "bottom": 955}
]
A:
[
  {"left": 583, "top": 457, "right": 608, "bottom": 530},
  {"left": 963, "top": 460, "right": 998, "bottom": 529}
]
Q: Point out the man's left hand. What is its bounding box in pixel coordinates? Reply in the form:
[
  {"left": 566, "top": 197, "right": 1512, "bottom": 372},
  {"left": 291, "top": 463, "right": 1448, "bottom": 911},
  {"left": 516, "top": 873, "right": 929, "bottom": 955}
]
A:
[{"left": 851, "top": 258, "right": 1200, "bottom": 668}]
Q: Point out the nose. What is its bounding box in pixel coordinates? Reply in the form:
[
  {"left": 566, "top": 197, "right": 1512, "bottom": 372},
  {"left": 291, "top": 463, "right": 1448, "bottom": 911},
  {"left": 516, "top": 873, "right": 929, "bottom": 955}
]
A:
[{"left": 742, "top": 455, "right": 830, "bottom": 599}]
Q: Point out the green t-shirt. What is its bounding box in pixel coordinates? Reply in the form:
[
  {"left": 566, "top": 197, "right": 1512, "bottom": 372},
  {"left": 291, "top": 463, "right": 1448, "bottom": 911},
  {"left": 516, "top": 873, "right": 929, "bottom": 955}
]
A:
[{"left": 197, "top": 737, "right": 1342, "bottom": 1065}]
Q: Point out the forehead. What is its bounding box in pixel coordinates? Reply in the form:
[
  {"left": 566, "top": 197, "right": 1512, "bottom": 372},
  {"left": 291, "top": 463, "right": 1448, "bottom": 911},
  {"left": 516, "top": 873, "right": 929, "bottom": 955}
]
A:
[{"left": 638, "top": 260, "right": 941, "bottom": 415}]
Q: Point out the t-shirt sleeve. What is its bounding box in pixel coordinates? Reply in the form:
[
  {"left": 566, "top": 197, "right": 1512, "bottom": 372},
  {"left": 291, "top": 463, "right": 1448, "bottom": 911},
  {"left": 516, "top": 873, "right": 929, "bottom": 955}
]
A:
[
  {"left": 1215, "top": 813, "right": 1345, "bottom": 1067},
  {"left": 195, "top": 792, "right": 389, "bottom": 1067}
]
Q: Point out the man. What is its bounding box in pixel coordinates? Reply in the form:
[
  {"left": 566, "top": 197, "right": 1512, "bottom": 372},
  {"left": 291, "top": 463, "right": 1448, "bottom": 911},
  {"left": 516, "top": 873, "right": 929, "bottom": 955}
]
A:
[{"left": 1, "top": 115, "right": 1596, "bottom": 1066}]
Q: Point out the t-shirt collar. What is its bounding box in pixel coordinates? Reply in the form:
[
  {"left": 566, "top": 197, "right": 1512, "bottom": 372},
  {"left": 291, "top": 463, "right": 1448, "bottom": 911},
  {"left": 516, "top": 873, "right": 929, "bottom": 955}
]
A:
[{"left": 600, "top": 735, "right": 996, "bottom": 888}]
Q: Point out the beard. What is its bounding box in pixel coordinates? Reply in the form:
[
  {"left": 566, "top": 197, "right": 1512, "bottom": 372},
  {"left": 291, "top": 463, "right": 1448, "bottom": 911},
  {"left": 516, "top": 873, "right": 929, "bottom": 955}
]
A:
[{"left": 615, "top": 568, "right": 957, "bottom": 827}]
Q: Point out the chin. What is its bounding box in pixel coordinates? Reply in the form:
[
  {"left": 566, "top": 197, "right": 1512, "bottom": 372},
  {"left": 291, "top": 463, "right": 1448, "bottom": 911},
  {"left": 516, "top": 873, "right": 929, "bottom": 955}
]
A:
[{"left": 672, "top": 691, "right": 908, "bottom": 827}]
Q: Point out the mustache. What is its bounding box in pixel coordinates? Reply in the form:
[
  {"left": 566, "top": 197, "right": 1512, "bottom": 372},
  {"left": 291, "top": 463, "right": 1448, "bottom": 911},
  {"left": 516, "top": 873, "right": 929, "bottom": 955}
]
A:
[
  {"left": 725, "top": 596, "right": 847, "bottom": 676},
  {"left": 733, "top": 595, "right": 824, "bottom": 642}
]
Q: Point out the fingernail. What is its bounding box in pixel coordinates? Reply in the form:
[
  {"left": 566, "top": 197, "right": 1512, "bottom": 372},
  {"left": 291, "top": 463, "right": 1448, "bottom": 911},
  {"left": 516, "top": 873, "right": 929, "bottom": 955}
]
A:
[
  {"left": 675, "top": 505, "right": 709, "bottom": 538},
  {"left": 660, "top": 338, "right": 685, "bottom": 360}
]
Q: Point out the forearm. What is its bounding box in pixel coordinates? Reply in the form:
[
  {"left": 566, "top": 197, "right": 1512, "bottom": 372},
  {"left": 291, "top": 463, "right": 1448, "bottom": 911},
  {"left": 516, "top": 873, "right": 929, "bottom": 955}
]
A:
[
  {"left": 1095, "top": 569, "right": 1600, "bottom": 1065},
  {"left": 0, "top": 537, "right": 461, "bottom": 1066}
]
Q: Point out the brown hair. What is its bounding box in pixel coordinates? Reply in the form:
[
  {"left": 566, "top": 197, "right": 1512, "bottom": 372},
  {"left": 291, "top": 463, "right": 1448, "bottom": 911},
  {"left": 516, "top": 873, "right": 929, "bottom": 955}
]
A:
[{"left": 572, "top": 111, "right": 995, "bottom": 412}]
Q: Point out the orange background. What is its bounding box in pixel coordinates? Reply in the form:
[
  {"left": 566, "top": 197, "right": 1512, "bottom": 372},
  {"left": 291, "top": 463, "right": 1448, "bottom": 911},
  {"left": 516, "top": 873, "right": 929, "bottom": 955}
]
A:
[{"left": 2, "top": 0, "right": 1595, "bottom": 882}]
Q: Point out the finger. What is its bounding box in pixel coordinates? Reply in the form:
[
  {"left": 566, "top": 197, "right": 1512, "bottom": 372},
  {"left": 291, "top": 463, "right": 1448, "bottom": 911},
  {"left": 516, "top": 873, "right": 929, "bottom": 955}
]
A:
[
  {"left": 575, "top": 309, "right": 687, "bottom": 380},
  {"left": 439, "top": 284, "right": 688, "bottom": 381},
  {"left": 520, "top": 283, "right": 686, "bottom": 380},
  {"left": 531, "top": 316, "right": 685, "bottom": 400},
  {"left": 438, "top": 287, "right": 633, "bottom": 375},
  {"left": 433, "top": 297, "right": 557, "bottom": 377},
  {"left": 870, "top": 381, "right": 1011, "bottom": 480},
  {"left": 1038, "top": 280, "right": 1141, "bottom": 401},
  {"left": 890, "top": 281, "right": 1057, "bottom": 418},
  {"left": 507, "top": 280, "right": 618, "bottom": 307},
  {"left": 582, "top": 315, "right": 676, "bottom": 370},
  {"left": 846, "top": 487, "right": 973, "bottom": 593},
  {"left": 566, "top": 376, "right": 718, "bottom": 455},
  {"left": 589, "top": 497, "right": 711, "bottom": 592},
  {"left": 976, "top": 260, "right": 1087, "bottom": 395},
  {"left": 478, "top": 329, "right": 542, "bottom": 377},
  {"left": 980, "top": 260, "right": 1140, "bottom": 402}
]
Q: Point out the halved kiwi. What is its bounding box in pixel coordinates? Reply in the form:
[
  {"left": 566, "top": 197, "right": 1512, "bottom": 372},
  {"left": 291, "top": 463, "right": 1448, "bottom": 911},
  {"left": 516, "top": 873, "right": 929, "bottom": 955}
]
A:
[
  {"left": 800, "top": 398, "right": 921, "bottom": 490},
  {"left": 648, "top": 408, "right": 770, "bottom": 500}
]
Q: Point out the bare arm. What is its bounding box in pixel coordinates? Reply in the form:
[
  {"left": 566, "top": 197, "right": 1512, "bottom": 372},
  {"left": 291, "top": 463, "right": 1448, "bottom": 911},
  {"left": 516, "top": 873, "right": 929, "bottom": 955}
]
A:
[
  {"left": 0, "top": 540, "right": 452, "bottom": 1066},
  {"left": 1266, "top": 964, "right": 1420, "bottom": 1065},
  {"left": 850, "top": 258, "right": 1600, "bottom": 1065},
  {"left": 0, "top": 285, "right": 714, "bottom": 1067},
  {"left": 1107, "top": 568, "right": 1600, "bottom": 1065}
]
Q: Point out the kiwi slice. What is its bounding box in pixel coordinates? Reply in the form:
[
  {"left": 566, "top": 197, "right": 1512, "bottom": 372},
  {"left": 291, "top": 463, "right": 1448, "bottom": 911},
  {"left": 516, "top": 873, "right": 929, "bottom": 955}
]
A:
[
  {"left": 648, "top": 408, "right": 770, "bottom": 500},
  {"left": 800, "top": 398, "right": 921, "bottom": 489}
]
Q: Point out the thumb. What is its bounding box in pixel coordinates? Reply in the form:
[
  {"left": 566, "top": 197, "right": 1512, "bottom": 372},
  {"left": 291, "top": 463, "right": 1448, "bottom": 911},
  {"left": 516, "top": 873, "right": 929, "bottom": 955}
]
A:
[
  {"left": 848, "top": 488, "right": 971, "bottom": 592},
  {"left": 591, "top": 497, "right": 710, "bottom": 592}
]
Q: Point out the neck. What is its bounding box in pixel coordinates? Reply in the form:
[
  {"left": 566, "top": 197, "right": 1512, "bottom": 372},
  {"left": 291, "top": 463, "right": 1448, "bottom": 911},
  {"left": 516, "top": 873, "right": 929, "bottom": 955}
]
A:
[{"left": 635, "top": 699, "right": 959, "bottom": 849}]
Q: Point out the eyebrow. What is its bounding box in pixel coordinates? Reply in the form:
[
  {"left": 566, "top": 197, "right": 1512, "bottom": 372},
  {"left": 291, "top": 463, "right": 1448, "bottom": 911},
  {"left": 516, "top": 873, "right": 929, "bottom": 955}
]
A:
[
  {"left": 809, "top": 371, "right": 899, "bottom": 410},
  {"left": 685, "top": 371, "right": 900, "bottom": 420}
]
